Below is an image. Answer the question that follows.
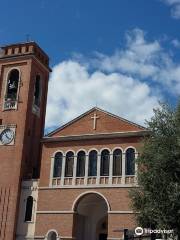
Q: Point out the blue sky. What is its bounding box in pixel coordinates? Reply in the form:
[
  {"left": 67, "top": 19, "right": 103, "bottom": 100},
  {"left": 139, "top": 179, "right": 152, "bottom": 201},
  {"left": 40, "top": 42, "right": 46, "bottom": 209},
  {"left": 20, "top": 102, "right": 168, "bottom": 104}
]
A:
[
  {"left": 1, "top": 0, "right": 180, "bottom": 63},
  {"left": 1, "top": 0, "right": 180, "bottom": 131}
]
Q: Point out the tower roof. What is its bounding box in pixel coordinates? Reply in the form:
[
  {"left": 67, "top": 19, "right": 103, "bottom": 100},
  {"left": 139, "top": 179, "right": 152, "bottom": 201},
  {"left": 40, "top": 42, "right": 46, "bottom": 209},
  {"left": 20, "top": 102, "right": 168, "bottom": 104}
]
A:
[{"left": 0, "top": 41, "right": 50, "bottom": 70}]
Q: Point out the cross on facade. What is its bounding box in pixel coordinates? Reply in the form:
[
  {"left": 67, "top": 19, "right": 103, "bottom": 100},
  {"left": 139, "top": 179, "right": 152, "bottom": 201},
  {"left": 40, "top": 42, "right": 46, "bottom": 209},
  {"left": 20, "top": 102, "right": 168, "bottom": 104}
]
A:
[{"left": 91, "top": 113, "right": 100, "bottom": 130}]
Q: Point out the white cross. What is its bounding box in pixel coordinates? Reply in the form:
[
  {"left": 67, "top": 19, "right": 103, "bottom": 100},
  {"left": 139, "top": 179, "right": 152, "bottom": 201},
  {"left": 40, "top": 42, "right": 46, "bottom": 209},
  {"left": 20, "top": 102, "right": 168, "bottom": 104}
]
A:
[{"left": 91, "top": 113, "right": 100, "bottom": 130}]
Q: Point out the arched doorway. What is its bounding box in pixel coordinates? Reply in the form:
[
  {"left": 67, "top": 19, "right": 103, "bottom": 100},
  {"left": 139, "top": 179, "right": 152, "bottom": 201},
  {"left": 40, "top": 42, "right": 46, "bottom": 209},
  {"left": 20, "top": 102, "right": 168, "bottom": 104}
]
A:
[{"left": 73, "top": 193, "right": 108, "bottom": 240}]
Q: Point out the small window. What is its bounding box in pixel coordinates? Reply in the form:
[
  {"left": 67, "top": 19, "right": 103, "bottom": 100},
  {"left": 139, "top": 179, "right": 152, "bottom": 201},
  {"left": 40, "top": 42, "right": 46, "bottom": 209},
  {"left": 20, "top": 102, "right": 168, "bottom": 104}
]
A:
[
  {"left": 34, "top": 75, "right": 41, "bottom": 107},
  {"left": 125, "top": 148, "right": 135, "bottom": 175},
  {"left": 25, "top": 196, "right": 33, "bottom": 222},
  {"left": 6, "top": 69, "right": 19, "bottom": 101},
  {"left": 53, "top": 152, "right": 63, "bottom": 178},
  {"left": 65, "top": 151, "right": 74, "bottom": 177},
  {"left": 25, "top": 46, "right": 29, "bottom": 52},
  {"left": 100, "top": 150, "right": 110, "bottom": 176},
  {"left": 88, "top": 150, "right": 97, "bottom": 176},
  {"left": 47, "top": 231, "right": 57, "bottom": 240},
  {"left": 76, "top": 151, "right": 86, "bottom": 177},
  {"left": 113, "top": 149, "right": 122, "bottom": 176}
]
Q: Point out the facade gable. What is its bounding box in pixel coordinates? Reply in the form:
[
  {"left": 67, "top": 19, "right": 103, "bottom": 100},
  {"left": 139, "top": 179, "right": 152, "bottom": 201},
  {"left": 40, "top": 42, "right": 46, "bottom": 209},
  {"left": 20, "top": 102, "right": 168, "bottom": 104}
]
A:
[{"left": 48, "top": 107, "right": 146, "bottom": 137}]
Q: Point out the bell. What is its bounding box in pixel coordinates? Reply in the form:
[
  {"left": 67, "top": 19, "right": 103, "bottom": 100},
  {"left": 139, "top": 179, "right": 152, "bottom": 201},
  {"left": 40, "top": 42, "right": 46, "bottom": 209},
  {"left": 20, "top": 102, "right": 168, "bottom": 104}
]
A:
[{"left": 9, "top": 81, "right": 17, "bottom": 90}]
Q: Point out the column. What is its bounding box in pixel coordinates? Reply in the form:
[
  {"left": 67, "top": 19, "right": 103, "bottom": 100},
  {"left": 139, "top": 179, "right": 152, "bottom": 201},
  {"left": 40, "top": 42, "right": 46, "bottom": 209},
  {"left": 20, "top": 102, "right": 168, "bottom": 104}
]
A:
[
  {"left": 134, "top": 152, "right": 138, "bottom": 184},
  {"left": 49, "top": 156, "right": 54, "bottom": 187},
  {"left": 122, "top": 153, "right": 126, "bottom": 185},
  {"left": 72, "top": 155, "right": 78, "bottom": 185},
  {"left": 61, "top": 155, "right": 66, "bottom": 186},
  {"left": 84, "top": 154, "right": 89, "bottom": 185},
  {"left": 109, "top": 153, "right": 113, "bottom": 185},
  {"left": 96, "top": 154, "right": 101, "bottom": 184}
]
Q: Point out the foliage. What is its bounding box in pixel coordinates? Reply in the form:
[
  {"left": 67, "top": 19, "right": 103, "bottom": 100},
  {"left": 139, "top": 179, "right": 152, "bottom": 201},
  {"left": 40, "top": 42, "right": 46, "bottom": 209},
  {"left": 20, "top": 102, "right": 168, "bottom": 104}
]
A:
[{"left": 130, "top": 101, "right": 180, "bottom": 236}]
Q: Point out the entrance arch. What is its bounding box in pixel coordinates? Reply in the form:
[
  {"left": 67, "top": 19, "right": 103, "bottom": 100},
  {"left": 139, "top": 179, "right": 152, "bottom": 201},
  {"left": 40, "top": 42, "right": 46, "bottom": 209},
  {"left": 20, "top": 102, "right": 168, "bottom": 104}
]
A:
[{"left": 73, "top": 192, "right": 109, "bottom": 240}]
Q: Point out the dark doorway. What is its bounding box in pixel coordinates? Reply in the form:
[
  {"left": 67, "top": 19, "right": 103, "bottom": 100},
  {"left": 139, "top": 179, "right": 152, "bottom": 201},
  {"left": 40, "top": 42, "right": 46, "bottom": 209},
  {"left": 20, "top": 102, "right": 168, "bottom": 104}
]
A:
[
  {"left": 99, "top": 233, "right": 107, "bottom": 240},
  {"left": 73, "top": 193, "right": 108, "bottom": 240}
]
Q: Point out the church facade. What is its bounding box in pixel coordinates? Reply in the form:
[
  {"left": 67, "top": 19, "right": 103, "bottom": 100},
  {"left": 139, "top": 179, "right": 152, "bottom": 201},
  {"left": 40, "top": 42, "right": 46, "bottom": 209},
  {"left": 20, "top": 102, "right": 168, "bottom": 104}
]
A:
[{"left": 0, "top": 42, "right": 148, "bottom": 240}]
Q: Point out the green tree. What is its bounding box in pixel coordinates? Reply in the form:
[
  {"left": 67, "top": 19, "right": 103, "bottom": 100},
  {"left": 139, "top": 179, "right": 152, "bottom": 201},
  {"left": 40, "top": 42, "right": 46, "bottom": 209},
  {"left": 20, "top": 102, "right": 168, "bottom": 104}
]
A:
[{"left": 130, "top": 101, "right": 180, "bottom": 238}]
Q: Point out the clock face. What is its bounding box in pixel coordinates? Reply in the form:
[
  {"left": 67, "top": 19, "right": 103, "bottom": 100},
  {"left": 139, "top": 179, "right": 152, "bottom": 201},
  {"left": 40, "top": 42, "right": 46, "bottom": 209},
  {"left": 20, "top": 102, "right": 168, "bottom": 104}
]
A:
[{"left": 0, "top": 128, "right": 14, "bottom": 145}]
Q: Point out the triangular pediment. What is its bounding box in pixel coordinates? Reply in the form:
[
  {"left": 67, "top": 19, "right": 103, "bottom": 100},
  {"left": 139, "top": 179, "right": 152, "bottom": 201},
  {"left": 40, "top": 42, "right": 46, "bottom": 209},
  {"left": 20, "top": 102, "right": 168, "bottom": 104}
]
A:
[{"left": 47, "top": 107, "right": 146, "bottom": 138}]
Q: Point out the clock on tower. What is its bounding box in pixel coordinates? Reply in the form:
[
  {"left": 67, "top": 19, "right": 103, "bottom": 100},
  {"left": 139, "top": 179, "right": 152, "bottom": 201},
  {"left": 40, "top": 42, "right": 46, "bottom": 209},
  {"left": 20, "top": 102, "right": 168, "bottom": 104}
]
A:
[{"left": 0, "top": 127, "right": 15, "bottom": 145}]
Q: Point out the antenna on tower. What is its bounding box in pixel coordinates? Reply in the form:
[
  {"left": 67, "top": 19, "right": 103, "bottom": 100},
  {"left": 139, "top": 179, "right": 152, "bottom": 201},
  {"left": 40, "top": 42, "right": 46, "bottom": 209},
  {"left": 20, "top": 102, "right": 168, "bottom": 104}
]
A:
[{"left": 26, "top": 34, "right": 30, "bottom": 42}]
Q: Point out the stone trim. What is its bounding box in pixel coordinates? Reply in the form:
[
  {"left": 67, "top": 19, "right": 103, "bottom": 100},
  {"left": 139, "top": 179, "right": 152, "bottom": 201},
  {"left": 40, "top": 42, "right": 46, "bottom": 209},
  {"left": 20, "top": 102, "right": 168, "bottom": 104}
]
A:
[
  {"left": 0, "top": 124, "right": 17, "bottom": 129},
  {"left": 107, "top": 238, "right": 122, "bottom": 240},
  {"left": 61, "top": 238, "right": 75, "bottom": 240},
  {"left": 51, "top": 147, "right": 138, "bottom": 157},
  {"left": 50, "top": 147, "right": 138, "bottom": 188},
  {"left": 43, "top": 130, "right": 149, "bottom": 142},
  {"left": 34, "top": 236, "right": 75, "bottom": 240},
  {"left": 0, "top": 54, "right": 51, "bottom": 72},
  {"left": 72, "top": 191, "right": 111, "bottom": 211},
  {"left": 2, "top": 67, "right": 21, "bottom": 111},
  {"left": 37, "top": 211, "right": 74, "bottom": 214},
  {"left": 108, "top": 211, "right": 135, "bottom": 214},
  {"left": 39, "top": 184, "right": 138, "bottom": 190},
  {"left": 36, "top": 210, "right": 135, "bottom": 214}
]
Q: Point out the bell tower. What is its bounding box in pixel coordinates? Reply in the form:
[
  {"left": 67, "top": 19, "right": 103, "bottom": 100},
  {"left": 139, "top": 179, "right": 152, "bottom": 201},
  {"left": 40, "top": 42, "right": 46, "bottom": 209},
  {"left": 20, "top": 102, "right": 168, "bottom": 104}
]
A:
[{"left": 0, "top": 42, "right": 51, "bottom": 239}]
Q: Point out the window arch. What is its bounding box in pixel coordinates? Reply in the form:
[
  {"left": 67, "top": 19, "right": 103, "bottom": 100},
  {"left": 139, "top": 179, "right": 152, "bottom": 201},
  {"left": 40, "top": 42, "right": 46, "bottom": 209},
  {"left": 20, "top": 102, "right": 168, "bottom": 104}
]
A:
[
  {"left": 125, "top": 148, "right": 135, "bottom": 175},
  {"left": 34, "top": 74, "right": 41, "bottom": 107},
  {"left": 25, "top": 196, "right": 33, "bottom": 222},
  {"left": 101, "top": 150, "right": 110, "bottom": 176},
  {"left": 88, "top": 150, "right": 97, "bottom": 176},
  {"left": 53, "top": 152, "right": 63, "bottom": 178},
  {"left": 113, "top": 149, "right": 122, "bottom": 176},
  {"left": 47, "top": 231, "right": 57, "bottom": 240},
  {"left": 76, "top": 151, "right": 85, "bottom": 177},
  {"left": 6, "top": 69, "right": 20, "bottom": 101},
  {"left": 65, "top": 151, "right": 74, "bottom": 177}
]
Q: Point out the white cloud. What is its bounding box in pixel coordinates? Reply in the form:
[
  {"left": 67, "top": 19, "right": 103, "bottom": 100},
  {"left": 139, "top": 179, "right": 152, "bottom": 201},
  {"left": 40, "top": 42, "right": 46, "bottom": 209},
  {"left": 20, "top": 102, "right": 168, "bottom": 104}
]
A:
[
  {"left": 45, "top": 28, "right": 180, "bottom": 130},
  {"left": 92, "top": 29, "right": 161, "bottom": 79},
  {"left": 162, "top": 0, "right": 180, "bottom": 19},
  {"left": 164, "top": 0, "right": 180, "bottom": 3},
  {"left": 171, "top": 38, "right": 180, "bottom": 47},
  {"left": 87, "top": 29, "right": 180, "bottom": 94},
  {"left": 45, "top": 60, "right": 160, "bottom": 130}
]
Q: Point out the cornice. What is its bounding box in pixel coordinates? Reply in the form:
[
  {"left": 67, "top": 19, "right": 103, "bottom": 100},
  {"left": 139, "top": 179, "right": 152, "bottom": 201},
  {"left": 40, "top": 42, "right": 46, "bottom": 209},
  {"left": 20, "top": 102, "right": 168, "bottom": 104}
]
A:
[
  {"left": 0, "top": 54, "right": 51, "bottom": 72},
  {"left": 42, "top": 130, "right": 150, "bottom": 143}
]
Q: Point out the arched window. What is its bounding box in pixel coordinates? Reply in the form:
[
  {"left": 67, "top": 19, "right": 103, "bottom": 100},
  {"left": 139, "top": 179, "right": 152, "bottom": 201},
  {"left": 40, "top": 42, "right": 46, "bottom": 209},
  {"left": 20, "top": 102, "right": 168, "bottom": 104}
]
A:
[
  {"left": 6, "top": 69, "right": 19, "bottom": 101},
  {"left": 47, "top": 231, "right": 57, "bottom": 240},
  {"left": 125, "top": 148, "right": 135, "bottom": 175},
  {"left": 76, "top": 151, "right": 85, "bottom": 177},
  {"left": 34, "top": 75, "right": 41, "bottom": 107},
  {"left": 113, "top": 149, "right": 122, "bottom": 176},
  {"left": 88, "top": 150, "right": 97, "bottom": 176},
  {"left": 53, "top": 152, "right": 63, "bottom": 178},
  {"left": 25, "top": 196, "right": 33, "bottom": 222},
  {"left": 65, "top": 151, "right": 74, "bottom": 177},
  {"left": 101, "top": 150, "right": 110, "bottom": 176}
]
